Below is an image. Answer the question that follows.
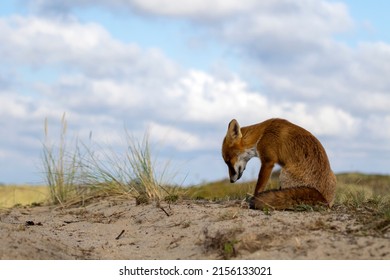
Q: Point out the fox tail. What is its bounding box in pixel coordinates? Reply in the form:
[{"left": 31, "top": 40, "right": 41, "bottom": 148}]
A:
[{"left": 249, "top": 186, "right": 329, "bottom": 210}]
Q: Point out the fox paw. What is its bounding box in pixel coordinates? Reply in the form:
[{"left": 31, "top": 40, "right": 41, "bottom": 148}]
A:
[{"left": 248, "top": 196, "right": 256, "bottom": 209}]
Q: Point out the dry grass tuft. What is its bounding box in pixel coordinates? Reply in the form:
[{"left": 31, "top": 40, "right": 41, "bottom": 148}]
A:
[
  {"left": 41, "top": 114, "right": 177, "bottom": 207},
  {"left": 42, "top": 113, "right": 79, "bottom": 205}
]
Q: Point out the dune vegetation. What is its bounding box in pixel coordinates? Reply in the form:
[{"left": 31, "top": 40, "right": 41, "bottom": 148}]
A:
[
  {"left": 1, "top": 115, "right": 390, "bottom": 221},
  {"left": 1, "top": 116, "right": 389, "bottom": 260}
]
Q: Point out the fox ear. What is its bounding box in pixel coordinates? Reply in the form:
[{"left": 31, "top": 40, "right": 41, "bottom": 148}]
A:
[{"left": 226, "top": 119, "right": 242, "bottom": 141}]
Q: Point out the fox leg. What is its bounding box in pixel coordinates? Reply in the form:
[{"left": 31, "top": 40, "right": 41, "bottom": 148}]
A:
[{"left": 253, "top": 161, "right": 274, "bottom": 196}]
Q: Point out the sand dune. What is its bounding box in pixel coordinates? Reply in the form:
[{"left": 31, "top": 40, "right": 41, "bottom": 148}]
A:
[{"left": 1, "top": 197, "right": 389, "bottom": 260}]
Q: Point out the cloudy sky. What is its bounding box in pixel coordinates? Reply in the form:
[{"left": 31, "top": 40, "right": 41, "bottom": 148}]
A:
[{"left": 1, "top": 0, "right": 390, "bottom": 185}]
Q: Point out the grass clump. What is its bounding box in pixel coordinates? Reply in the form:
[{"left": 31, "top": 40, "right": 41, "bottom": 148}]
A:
[
  {"left": 42, "top": 114, "right": 79, "bottom": 205},
  {"left": 125, "top": 133, "right": 165, "bottom": 203},
  {"left": 41, "top": 114, "right": 176, "bottom": 206}
]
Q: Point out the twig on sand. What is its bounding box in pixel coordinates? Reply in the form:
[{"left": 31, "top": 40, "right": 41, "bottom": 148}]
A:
[
  {"left": 160, "top": 206, "right": 170, "bottom": 217},
  {"left": 115, "top": 229, "right": 125, "bottom": 240}
]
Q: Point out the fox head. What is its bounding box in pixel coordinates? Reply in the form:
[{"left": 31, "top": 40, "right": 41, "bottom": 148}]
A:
[{"left": 222, "top": 119, "right": 254, "bottom": 183}]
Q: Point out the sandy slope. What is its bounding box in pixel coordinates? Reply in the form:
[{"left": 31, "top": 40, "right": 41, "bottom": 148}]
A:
[{"left": 0, "top": 197, "right": 389, "bottom": 260}]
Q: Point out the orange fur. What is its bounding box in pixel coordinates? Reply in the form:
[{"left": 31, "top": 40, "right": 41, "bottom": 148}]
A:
[{"left": 222, "top": 118, "right": 336, "bottom": 210}]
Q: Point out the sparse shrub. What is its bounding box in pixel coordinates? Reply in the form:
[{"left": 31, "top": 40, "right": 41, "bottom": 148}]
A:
[
  {"left": 41, "top": 114, "right": 177, "bottom": 206},
  {"left": 42, "top": 113, "right": 80, "bottom": 205}
]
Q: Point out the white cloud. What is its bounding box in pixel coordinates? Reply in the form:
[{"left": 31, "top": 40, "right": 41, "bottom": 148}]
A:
[
  {"left": 216, "top": 1, "right": 352, "bottom": 55},
  {"left": 0, "top": 16, "right": 109, "bottom": 64},
  {"left": 356, "top": 92, "right": 390, "bottom": 112},
  {"left": 314, "top": 106, "right": 359, "bottom": 136},
  {"left": 2, "top": 1, "right": 390, "bottom": 184},
  {"left": 39, "top": 75, "right": 145, "bottom": 112},
  {"left": 128, "top": 0, "right": 258, "bottom": 19},
  {"left": 148, "top": 122, "right": 203, "bottom": 151},
  {"left": 0, "top": 15, "right": 179, "bottom": 80},
  {"left": 165, "top": 70, "right": 269, "bottom": 124},
  {"left": 163, "top": 70, "right": 361, "bottom": 139},
  {"left": 368, "top": 115, "right": 390, "bottom": 141},
  {"left": 27, "top": 0, "right": 353, "bottom": 61},
  {"left": 27, "top": 0, "right": 258, "bottom": 19},
  {"left": 0, "top": 92, "right": 32, "bottom": 119}
]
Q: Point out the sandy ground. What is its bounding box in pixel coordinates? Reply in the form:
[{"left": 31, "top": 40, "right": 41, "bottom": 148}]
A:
[{"left": 1, "top": 197, "right": 389, "bottom": 260}]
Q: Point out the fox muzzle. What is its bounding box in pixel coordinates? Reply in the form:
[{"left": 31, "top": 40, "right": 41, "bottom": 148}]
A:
[{"left": 229, "top": 165, "right": 244, "bottom": 183}]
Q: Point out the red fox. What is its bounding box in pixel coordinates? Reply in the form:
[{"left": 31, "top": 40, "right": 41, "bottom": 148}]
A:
[{"left": 222, "top": 118, "right": 336, "bottom": 210}]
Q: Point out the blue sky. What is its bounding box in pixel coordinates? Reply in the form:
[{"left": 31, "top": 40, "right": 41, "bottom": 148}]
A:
[{"left": 1, "top": 0, "right": 390, "bottom": 185}]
